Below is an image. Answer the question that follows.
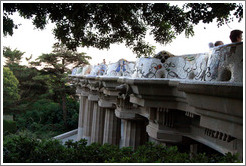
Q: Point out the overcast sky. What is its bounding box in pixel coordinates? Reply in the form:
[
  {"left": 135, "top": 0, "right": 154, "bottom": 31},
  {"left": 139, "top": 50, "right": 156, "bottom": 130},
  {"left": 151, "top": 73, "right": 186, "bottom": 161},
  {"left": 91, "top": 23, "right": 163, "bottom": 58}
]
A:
[{"left": 2, "top": 3, "right": 245, "bottom": 66}]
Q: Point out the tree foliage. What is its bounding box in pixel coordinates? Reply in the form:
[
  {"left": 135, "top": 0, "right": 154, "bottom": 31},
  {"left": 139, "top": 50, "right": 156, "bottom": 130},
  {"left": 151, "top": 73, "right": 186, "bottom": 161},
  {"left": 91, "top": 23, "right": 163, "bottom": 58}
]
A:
[
  {"left": 15, "top": 97, "right": 79, "bottom": 138},
  {"left": 3, "top": 46, "right": 80, "bottom": 138},
  {"left": 3, "top": 120, "right": 17, "bottom": 136},
  {"left": 31, "top": 43, "right": 90, "bottom": 73},
  {"left": 3, "top": 47, "right": 51, "bottom": 112},
  {"left": 184, "top": 3, "right": 243, "bottom": 26},
  {"left": 29, "top": 43, "right": 90, "bottom": 128},
  {"left": 3, "top": 47, "right": 24, "bottom": 65},
  {"left": 3, "top": 67, "right": 20, "bottom": 114},
  {"left": 3, "top": 3, "right": 243, "bottom": 57}
]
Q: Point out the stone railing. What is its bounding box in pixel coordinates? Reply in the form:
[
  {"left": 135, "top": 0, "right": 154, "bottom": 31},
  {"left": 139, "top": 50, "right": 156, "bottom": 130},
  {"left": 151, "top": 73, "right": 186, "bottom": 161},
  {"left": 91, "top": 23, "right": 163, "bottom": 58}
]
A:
[
  {"left": 53, "top": 129, "right": 78, "bottom": 144},
  {"left": 68, "top": 42, "right": 243, "bottom": 159}
]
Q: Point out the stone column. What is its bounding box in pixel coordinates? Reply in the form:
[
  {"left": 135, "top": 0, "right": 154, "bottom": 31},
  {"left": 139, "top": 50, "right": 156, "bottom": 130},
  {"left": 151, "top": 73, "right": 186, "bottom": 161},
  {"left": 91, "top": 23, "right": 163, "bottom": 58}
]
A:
[
  {"left": 82, "top": 93, "right": 99, "bottom": 145},
  {"left": 82, "top": 99, "right": 94, "bottom": 145},
  {"left": 121, "top": 119, "right": 147, "bottom": 149},
  {"left": 90, "top": 104, "right": 105, "bottom": 144},
  {"left": 77, "top": 94, "right": 87, "bottom": 141},
  {"left": 103, "top": 108, "right": 121, "bottom": 145},
  {"left": 119, "top": 120, "right": 124, "bottom": 148}
]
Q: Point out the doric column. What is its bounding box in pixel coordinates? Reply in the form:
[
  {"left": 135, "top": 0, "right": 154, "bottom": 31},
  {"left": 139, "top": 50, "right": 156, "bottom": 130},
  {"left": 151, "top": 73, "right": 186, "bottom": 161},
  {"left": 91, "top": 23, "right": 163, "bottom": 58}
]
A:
[
  {"left": 77, "top": 95, "right": 87, "bottom": 141},
  {"left": 82, "top": 98, "right": 94, "bottom": 145},
  {"left": 121, "top": 119, "right": 148, "bottom": 149},
  {"left": 76, "top": 77, "right": 89, "bottom": 141},
  {"left": 103, "top": 108, "right": 121, "bottom": 145},
  {"left": 90, "top": 103, "right": 105, "bottom": 144},
  {"left": 82, "top": 93, "right": 99, "bottom": 145},
  {"left": 115, "top": 95, "right": 148, "bottom": 149}
]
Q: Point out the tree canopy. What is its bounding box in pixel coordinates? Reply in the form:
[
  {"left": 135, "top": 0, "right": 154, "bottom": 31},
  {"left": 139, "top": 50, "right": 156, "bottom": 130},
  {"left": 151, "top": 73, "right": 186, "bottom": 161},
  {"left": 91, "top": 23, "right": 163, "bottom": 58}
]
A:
[
  {"left": 31, "top": 43, "right": 90, "bottom": 73},
  {"left": 3, "top": 3, "right": 243, "bottom": 57},
  {"left": 29, "top": 43, "right": 90, "bottom": 128},
  {"left": 3, "top": 67, "right": 20, "bottom": 114},
  {"left": 3, "top": 46, "right": 25, "bottom": 65},
  {"left": 3, "top": 46, "right": 81, "bottom": 135},
  {"left": 3, "top": 47, "right": 51, "bottom": 113}
]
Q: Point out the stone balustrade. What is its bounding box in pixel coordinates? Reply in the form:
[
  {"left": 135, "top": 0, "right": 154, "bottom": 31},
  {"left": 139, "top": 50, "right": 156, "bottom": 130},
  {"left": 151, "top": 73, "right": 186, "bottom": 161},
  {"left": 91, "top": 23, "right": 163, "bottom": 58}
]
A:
[{"left": 68, "top": 42, "right": 243, "bottom": 159}]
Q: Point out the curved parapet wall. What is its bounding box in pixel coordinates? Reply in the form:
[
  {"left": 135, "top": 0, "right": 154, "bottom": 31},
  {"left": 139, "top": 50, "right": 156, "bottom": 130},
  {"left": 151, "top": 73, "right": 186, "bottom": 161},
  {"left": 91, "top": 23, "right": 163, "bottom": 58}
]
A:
[
  {"left": 89, "top": 63, "right": 107, "bottom": 76},
  {"left": 204, "top": 42, "right": 243, "bottom": 82},
  {"left": 132, "top": 57, "right": 163, "bottom": 78},
  {"left": 162, "top": 53, "right": 209, "bottom": 80},
  {"left": 129, "top": 42, "right": 243, "bottom": 82},
  {"left": 70, "top": 42, "right": 243, "bottom": 80},
  {"left": 70, "top": 65, "right": 92, "bottom": 76},
  {"left": 81, "top": 65, "right": 92, "bottom": 76},
  {"left": 71, "top": 67, "right": 78, "bottom": 75},
  {"left": 105, "top": 59, "right": 135, "bottom": 77}
]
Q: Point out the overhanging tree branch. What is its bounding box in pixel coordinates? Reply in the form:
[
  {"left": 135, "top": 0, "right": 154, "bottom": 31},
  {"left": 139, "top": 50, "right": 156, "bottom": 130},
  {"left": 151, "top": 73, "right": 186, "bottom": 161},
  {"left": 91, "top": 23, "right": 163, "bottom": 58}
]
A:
[{"left": 3, "top": 3, "right": 243, "bottom": 57}]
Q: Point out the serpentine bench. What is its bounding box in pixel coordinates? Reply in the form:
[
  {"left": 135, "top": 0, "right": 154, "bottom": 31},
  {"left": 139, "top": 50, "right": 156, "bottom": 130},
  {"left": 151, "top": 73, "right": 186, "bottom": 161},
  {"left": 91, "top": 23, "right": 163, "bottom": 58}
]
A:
[{"left": 69, "top": 42, "right": 243, "bottom": 158}]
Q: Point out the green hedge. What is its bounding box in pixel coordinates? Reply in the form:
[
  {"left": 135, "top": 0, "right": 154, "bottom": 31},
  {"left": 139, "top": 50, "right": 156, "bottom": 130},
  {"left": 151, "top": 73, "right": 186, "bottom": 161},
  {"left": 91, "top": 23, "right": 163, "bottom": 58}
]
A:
[
  {"left": 3, "top": 134, "right": 241, "bottom": 163},
  {"left": 3, "top": 120, "right": 17, "bottom": 136}
]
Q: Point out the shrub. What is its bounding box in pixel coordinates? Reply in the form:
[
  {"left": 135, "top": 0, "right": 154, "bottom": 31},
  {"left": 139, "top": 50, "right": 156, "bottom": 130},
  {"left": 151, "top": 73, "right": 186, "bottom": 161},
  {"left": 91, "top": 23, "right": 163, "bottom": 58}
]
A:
[
  {"left": 129, "top": 142, "right": 190, "bottom": 163},
  {"left": 3, "top": 134, "right": 241, "bottom": 163},
  {"left": 14, "top": 97, "right": 79, "bottom": 139},
  {"left": 62, "top": 139, "right": 88, "bottom": 162},
  {"left": 3, "top": 119, "right": 17, "bottom": 136},
  {"left": 3, "top": 133, "right": 39, "bottom": 162}
]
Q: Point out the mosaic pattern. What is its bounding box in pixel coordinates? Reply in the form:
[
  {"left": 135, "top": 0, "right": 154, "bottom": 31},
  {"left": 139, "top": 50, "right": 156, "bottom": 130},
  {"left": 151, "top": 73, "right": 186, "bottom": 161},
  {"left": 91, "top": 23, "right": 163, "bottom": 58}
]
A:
[
  {"left": 132, "top": 57, "right": 163, "bottom": 78},
  {"left": 105, "top": 59, "right": 135, "bottom": 77},
  {"left": 71, "top": 65, "right": 92, "bottom": 76},
  {"left": 160, "top": 43, "right": 243, "bottom": 82},
  {"left": 81, "top": 65, "right": 92, "bottom": 75},
  {"left": 71, "top": 67, "right": 78, "bottom": 75},
  {"left": 204, "top": 43, "right": 243, "bottom": 82},
  {"left": 71, "top": 67, "right": 83, "bottom": 75},
  {"left": 70, "top": 43, "right": 242, "bottom": 82},
  {"left": 75, "top": 67, "right": 83, "bottom": 75},
  {"left": 89, "top": 63, "right": 107, "bottom": 76},
  {"left": 163, "top": 53, "right": 209, "bottom": 80}
]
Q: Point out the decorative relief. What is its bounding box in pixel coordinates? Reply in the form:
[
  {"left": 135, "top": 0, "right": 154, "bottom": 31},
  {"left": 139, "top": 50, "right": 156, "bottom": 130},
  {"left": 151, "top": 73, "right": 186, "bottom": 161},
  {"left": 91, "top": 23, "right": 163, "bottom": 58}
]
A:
[
  {"left": 155, "top": 108, "right": 174, "bottom": 127},
  {"left": 185, "top": 112, "right": 194, "bottom": 118},
  {"left": 116, "top": 97, "right": 133, "bottom": 110},
  {"left": 204, "top": 128, "right": 235, "bottom": 142},
  {"left": 116, "top": 84, "right": 134, "bottom": 109}
]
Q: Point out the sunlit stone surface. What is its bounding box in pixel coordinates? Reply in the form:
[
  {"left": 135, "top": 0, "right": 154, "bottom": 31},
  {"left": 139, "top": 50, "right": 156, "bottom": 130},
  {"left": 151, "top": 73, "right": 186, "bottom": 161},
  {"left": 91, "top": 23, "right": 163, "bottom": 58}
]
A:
[{"left": 64, "top": 42, "right": 243, "bottom": 160}]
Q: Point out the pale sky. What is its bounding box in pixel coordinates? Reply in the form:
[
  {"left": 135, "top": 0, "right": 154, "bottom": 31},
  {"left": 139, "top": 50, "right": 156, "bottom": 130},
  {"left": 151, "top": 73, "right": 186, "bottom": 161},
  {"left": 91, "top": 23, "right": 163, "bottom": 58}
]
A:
[{"left": 2, "top": 3, "right": 245, "bottom": 66}]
